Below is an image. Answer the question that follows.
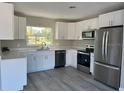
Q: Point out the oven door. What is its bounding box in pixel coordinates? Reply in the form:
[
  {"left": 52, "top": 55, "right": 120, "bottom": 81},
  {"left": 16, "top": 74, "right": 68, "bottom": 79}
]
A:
[{"left": 77, "top": 52, "right": 90, "bottom": 67}]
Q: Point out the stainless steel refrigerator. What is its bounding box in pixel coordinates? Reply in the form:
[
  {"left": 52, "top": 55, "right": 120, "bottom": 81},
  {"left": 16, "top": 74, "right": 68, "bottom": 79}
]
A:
[{"left": 94, "top": 26, "right": 123, "bottom": 89}]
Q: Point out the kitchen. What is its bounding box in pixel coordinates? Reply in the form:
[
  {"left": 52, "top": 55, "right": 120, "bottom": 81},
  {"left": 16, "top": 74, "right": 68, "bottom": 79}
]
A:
[{"left": 0, "top": 2, "right": 124, "bottom": 91}]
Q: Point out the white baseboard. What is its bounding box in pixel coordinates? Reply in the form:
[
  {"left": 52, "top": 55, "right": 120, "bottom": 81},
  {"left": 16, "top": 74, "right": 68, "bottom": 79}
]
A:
[{"left": 119, "top": 88, "right": 124, "bottom": 91}]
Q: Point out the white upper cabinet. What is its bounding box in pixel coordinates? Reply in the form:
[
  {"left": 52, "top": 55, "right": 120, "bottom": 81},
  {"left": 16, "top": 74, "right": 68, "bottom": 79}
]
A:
[
  {"left": 14, "top": 16, "right": 26, "bottom": 39},
  {"left": 90, "top": 18, "right": 99, "bottom": 30},
  {"left": 78, "top": 18, "right": 98, "bottom": 32},
  {"left": 55, "top": 22, "right": 82, "bottom": 40},
  {"left": 55, "top": 22, "right": 68, "bottom": 39},
  {"left": 99, "top": 10, "right": 124, "bottom": 27},
  {"left": 67, "top": 23, "right": 76, "bottom": 40},
  {"left": 75, "top": 22, "right": 83, "bottom": 40},
  {"left": 14, "top": 16, "right": 19, "bottom": 39},
  {"left": 18, "top": 17, "right": 26, "bottom": 39},
  {"left": 55, "top": 18, "right": 98, "bottom": 40},
  {"left": 0, "top": 3, "right": 14, "bottom": 40},
  {"left": 76, "top": 18, "right": 98, "bottom": 34}
]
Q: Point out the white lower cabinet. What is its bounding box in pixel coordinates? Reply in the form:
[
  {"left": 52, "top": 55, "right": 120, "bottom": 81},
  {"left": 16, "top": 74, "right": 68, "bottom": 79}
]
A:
[
  {"left": 66, "top": 50, "right": 77, "bottom": 68},
  {"left": 27, "top": 51, "right": 55, "bottom": 73},
  {"left": 0, "top": 58, "right": 27, "bottom": 91},
  {"left": 27, "top": 54, "right": 36, "bottom": 73},
  {"left": 43, "top": 52, "right": 55, "bottom": 70}
]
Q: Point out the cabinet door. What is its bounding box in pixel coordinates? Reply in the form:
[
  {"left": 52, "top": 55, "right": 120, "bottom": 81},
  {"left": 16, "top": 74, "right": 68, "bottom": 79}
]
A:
[
  {"left": 75, "top": 22, "right": 82, "bottom": 40},
  {"left": 78, "top": 21, "right": 84, "bottom": 32},
  {"left": 35, "top": 54, "right": 44, "bottom": 71},
  {"left": 71, "top": 50, "right": 77, "bottom": 68},
  {"left": 55, "top": 22, "right": 68, "bottom": 39},
  {"left": 80, "top": 20, "right": 92, "bottom": 32},
  {"left": 18, "top": 17, "right": 26, "bottom": 39},
  {"left": 67, "top": 23, "right": 76, "bottom": 40},
  {"left": 43, "top": 54, "right": 55, "bottom": 70},
  {"left": 1, "top": 58, "right": 27, "bottom": 91},
  {"left": 0, "top": 3, "right": 14, "bottom": 40},
  {"left": 99, "top": 14, "right": 110, "bottom": 28},
  {"left": 66, "top": 50, "right": 72, "bottom": 66},
  {"left": 27, "top": 54, "right": 36, "bottom": 73},
  {"left": 66, "top": 50, "right": 77, "bottom": 68},
  {"left": 90, "top": 18, "right": 98, "bottom": 29},
  {"left": 14, "top": 16, "right": 19, "bottom": 39},
  {"left": 99, "top": 10, "right": 123, "bottom": 28},
  {"left": 84, "top": 20, "right": 91, "bottom": 31},
  {"left": 43, "top": 51, "right": 55, "bottom": 70},
  {"left": 111, "top": 10, "right": 123, "bottom": 26}
]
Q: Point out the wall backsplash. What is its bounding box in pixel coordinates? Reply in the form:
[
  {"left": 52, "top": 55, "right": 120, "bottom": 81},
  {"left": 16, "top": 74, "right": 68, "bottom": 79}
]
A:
[
  {"left": 1, "top": 40, "right": 27, "bottom": 48},
  {"left": 72, "top": 39, "right": 95, "bottom": 49},
  {"left": 1, "top": 39, "right": 74, "bottom": 49},
  {"left": 1, "top": 39, "right": 94, "bottom": 49}
]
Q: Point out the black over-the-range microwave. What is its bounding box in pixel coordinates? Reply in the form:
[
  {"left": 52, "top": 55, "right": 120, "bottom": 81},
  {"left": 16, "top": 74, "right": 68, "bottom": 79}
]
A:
[{"left": 82, "top": 31, "right": 95, "bottom": 39}]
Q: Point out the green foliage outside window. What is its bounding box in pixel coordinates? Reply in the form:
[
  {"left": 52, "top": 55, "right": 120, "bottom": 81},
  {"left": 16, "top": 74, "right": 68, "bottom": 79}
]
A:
[{"left": 27, "top": 26, "right": 52, "bottom": 46}]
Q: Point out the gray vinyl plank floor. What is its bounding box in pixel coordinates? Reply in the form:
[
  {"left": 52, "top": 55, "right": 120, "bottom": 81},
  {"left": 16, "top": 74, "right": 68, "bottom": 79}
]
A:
[{"left": 23, "top": 66, "right": 116, "bottom": 91}]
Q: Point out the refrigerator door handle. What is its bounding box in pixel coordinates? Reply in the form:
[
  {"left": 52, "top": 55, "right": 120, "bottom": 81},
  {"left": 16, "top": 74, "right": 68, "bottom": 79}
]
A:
[
  {"left": 102, "top": 32, "right": 106, "bottom": 60},
  {"left": 95, "top": 62, "right": 119, "bottom": 70},
  {"left": 105, "top": 31, "right": 109, "bottom": 61}
]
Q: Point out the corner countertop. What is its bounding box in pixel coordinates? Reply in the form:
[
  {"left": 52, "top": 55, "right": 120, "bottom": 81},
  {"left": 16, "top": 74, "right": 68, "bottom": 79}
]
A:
[{"left": 1, "top": 51, "right": 27, "bottom": 60}]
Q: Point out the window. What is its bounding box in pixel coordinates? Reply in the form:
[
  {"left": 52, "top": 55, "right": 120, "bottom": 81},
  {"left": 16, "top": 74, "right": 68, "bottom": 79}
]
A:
[{"left": 26, "top": 26, "right": 52, "bottom": 46}]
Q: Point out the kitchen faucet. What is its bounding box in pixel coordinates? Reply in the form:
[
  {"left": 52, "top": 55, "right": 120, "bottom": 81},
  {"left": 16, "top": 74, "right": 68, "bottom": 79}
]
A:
[{"left": 41, "top": 42, "right": 46, "bottom": 49}]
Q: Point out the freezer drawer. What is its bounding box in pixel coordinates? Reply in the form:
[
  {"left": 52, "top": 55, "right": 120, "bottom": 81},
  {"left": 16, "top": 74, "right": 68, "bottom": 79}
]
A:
[{"left": 94, "top": 62, "right": 120, "bottom": 89}]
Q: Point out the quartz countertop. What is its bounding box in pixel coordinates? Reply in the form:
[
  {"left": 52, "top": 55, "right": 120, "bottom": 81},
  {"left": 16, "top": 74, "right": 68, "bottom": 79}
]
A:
[
  {"left": 0, "top": 47, "right": 87, "bottom": 60},
  {"left": 1, "top": 51, "right": 27, "bottom": 60}
]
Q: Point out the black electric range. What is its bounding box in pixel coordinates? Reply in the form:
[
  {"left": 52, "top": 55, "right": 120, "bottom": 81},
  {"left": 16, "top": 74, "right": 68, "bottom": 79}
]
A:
[{"left": 77, "top": 48, "right": 94, "bottom": 73}]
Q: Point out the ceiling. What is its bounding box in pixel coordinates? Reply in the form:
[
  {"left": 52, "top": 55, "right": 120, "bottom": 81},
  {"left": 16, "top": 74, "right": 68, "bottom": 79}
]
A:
[{"left": 12, "top": 2, "right": 124, "bottom": 20}]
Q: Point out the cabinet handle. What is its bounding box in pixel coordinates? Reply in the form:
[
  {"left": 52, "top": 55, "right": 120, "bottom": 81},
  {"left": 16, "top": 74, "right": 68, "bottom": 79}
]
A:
[
  {"left": 111, "top": 20, "right": 113, "bottom": 26},
  {"left": 109, "top": 20, "right": 112, "bottom": 26}
]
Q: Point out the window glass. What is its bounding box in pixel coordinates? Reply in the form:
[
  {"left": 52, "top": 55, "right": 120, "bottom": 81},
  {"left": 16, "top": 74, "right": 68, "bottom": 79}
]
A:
[{"left": 26, "top": 26, "right": 52, "bottom": 46}]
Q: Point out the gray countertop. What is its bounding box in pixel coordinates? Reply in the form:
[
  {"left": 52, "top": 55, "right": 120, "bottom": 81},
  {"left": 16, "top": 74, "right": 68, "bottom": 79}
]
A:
[
  {"left": 1, "top": 51, "right": 27, "bottom": 60},
  {"left": 0, "top": 47, "right": 87, "bottom": 60}
]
